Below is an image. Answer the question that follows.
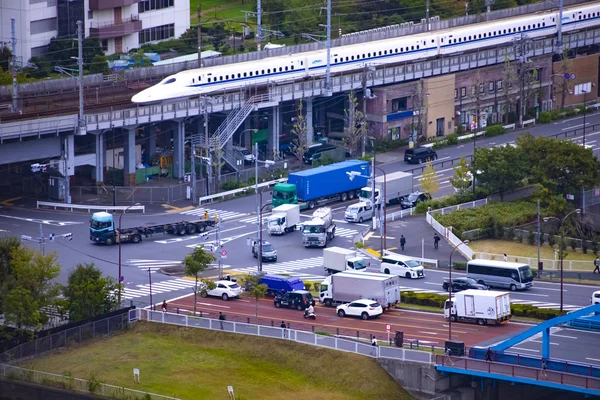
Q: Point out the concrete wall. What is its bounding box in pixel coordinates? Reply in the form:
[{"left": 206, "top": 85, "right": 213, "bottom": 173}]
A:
[
  {"left": 552, "top": 54, "right": 599, "bottom": 108},
  {"left": 0, "top": 136, "right": 61, "bottom": 164}
]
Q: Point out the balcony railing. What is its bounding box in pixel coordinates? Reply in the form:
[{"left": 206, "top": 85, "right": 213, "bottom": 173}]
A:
[
  {"left": 89, "top": 0, "right": 141, "bottom": 10},
  {"left": 89, "top": 15, "right": 142, "bottom": 40}
]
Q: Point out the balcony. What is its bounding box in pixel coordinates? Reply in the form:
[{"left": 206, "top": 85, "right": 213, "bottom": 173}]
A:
[
  {"left": 89, "top": 16, "right": 142, "bottom": 40},
  {"left": 89, "top": 0, "right": 140, "bottom": 10}
]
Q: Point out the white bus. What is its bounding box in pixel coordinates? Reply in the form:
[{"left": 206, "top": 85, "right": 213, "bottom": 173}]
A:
[{"left": 466, "top": 259, "right": 533, "bottom": 291}]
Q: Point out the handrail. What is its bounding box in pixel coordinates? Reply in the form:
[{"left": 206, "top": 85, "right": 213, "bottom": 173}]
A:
[
  {"left": 37, "top": 201, "right": 145, "bottom": 213},
  {"left": 199, "top": 178, "right": 287, "bottom": 205}
]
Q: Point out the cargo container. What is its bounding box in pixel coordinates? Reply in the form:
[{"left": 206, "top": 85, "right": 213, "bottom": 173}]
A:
[
  {"left": 322, "top": 247, "right": 368, "bottom": 274},
  {"left": 444, "top": 289, "right": 512, "bottom": 326},
  {"left": 319, "top": 270, "right": 401, "bottom": 309},
  {"left": 359, "top": 171, "right": 413, "bottom": 206}
]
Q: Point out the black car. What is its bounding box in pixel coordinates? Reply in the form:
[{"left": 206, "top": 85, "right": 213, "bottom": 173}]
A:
[
  {"left": 442, "top": 277, "right": 489, "bottom": 292},
  {"left": 404, "top": 147, "right": 438, "bottom": 164},
  {"left": 302, "top": 143, "right": 337, "bottom": 164},
  {"left": 274, "top": 290, "right": 314, "bottom": 310},
  {"left": 400, "top": 191, "right": 431, "bottom": 209}
]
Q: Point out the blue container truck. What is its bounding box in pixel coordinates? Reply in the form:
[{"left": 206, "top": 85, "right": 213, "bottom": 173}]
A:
[
  {"left": 272, "top": 160, "right": 370, "bottom": 209},
  {"left": 259, "top": 275, "right": 306, "bottom": 296}
]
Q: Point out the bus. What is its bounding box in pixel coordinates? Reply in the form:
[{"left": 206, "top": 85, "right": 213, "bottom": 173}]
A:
[{"left": 466, "top": 259, "right": 533, "bottom": 291}]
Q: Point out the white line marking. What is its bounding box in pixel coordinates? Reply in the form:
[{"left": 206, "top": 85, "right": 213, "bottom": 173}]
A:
[
  {"left": 510, "top": 347, "right": 540, "bottom": 353},
  {"left": 420, "top": 331, "right": 439, "bottom": 335},
  {"left": 529, "top": 340, "right": 559, "bottom": 345},
  {"left": 586, "top": 357, "right": 600, "bottom": 362},
  {"left": 196, "top": 302, "right": 230, "bottom": 308},
  {"left": 551, "top": 334, "right": 578, "bottom": 339}
]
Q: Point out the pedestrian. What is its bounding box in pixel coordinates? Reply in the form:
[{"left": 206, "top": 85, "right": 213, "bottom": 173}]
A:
[
  {"left": 445, "top": 347, "right": 455, "bottom": 366},
  {"left": 371, "top": 337, "right": 378, "bottom": 346},
  {"left": 280, "top": 288, "right": 285, "bottom": 297},
  {"left": 161, "top": 300, "right": 167, "bottom": 313},
  {"left": 225, "top": 275, "right": 231, "bottom": 281},
  {"left": 280, "top": 320, "right": 287, "bottom": 338},
  {"left": 541, "top": 358, "right": 548, "bottom": 378},
  {"left": 433, "top": 233, "right": 440, "bottom": 250},
  {"left": 485, "top": 347, "right": 492, "bottom": 362},
  {"left": 219, "top": 312, "right": 226, "bottom": 330},
  {"left": 503, "top": 253, "right": 508, "bottom": 262},
  {"left": 204, "top": 210, "right": 209, "bottom": 220},
  {"left": 594, "top": 257, "right": 600, "bottom": 273},
  {"left": 400, "top": 235, "right": 406, "bottom": 251}
]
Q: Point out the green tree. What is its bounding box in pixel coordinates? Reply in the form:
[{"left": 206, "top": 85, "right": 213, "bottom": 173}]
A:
[
  {"left": 290, "top": 99, "right": 309, "bottom": 163},
  {"left": 471, "top": 144, "right": 527, "bottom": 201},
  {"left": 0, "top": 46, "right": 12, "bottom": 71},
  {"left": 450, "top": 157, "right": 472, "bottom": 195},
  {"left": 23, "top": 56, "right": 53, "bottom": 79},
  {"left": 8, "top": 247, "right": 61, "bottom": 307},
  {"left": 183, "top": 247, "right": 216, "bottom": 316},
  {"left": 63, "top": 263, "right": 119, "bottom": 321},
  {"left": 4, "top": 287, "right": 41, "bottom": 331},
  {"left": 208, "top": 22, "right": 227, "bottom": 51},
  {"left": 343, "top": 90, "right": 367, "bottom": 157},
  {"left": 420, "top": 161, "right": 439, "bottom": 196},
  {"left": 0, "top": 236, "right": 21, "bottom": 314},
  {"left": 129, "top": 49, "right": 151, "bottom": 68},
  {"left": 88, "top": 55, "right": 109, "bottom": 75},
  {"left": 239, "top": 273, "right": 268, "bottom": 320}
]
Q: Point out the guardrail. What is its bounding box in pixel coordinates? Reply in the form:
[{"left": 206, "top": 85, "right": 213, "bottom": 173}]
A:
[
  {"left": 522, "top": 118, "right": 536, "bottom": 127},
  {"left": 37, "top": 201, "right": 145, "bottom": 213},
  {"left": 503, "top": 123, "right": 516, "bottom": 130},
  {"left": 551, "top": 121, "right": 600, "bottom": 140},
  {"left": 386, "top": 207, "right": 416, "bottom": 221},
  {"left": 199, "top": 178, "right": 286, "bottom": 205}
]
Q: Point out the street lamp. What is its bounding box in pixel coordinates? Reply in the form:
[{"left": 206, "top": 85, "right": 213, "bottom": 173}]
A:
[
  {"left": 543, "top": 208, "right": 581, "bottom": 312},
  {"left": 448, "top": 239, "right": 469, "bottom": 341},
  {"left": 254, "top": 146, "right": 275, "bottom": 272},
  {"left": 118, "top": 202, "right": 141, "bottom": 304},
  {"left": 582, "top": 89, "right": 588, "bottom": 148}
]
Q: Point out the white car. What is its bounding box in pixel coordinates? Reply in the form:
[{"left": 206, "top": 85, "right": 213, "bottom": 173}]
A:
[
  {"left": 202, "top": 280, "right": 243, "bottom": 301},
  {"left": 336, "top": 299, "right": 383, "bottom": 320},
  {"left": 380, "top": 254, "right": 425, "bottom": 279},
  {"left": 592, "top": 290, "right": 600, "bottom": 305}
]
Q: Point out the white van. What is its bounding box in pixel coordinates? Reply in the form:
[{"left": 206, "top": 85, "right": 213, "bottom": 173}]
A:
[
  {"left": 344, "top": 201, "right": 373, "bottom": 223},
  {"left": 380, "top": 254, "right": 425, "bottom": 279}
]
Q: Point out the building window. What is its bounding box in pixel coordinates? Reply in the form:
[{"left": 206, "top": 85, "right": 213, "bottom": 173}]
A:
[
  {"left": 530, "top": 68, "right": 540, "bottom": 82},
  {"left": 575, "top": 82, "right": 593, "bottom": 95},
  {"left": 488, "top": 81, "right": 495, "bottom": 93},
  {"left": 139, "top": 0, "right": 174, "bottom": 13},
  {"left": 461, "top": 87, "right": 466, "bottom": 98},
  {"left": 479, "top": 84, "right": 484, "bottom": 94},
  {"left": 139, "top": 23, "right": 175, "bottom": 44},
  {"left": 496, "top": 80, "right": 503, "bottom": 91},
  {"left": 391, "top": 97, "right": 408, "bottom": 112},
  {"left": 30, "top": 18, "right": 58, "bottom": 35},
  {"left": 387, "top": 127, "right": 400, "bottom": 140},
  {"left": 101, "top": 39, "right": 108, "bottom": 52},
  {"left": 471, "top": 86, "right": 476, "bottom": 96},
  {"left": 454, "top": 88, "right": 458, "bottom": 99}
]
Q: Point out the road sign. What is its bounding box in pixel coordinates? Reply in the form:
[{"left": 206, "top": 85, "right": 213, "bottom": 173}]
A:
[
  {"left": 570, "top": 73, "right": 576, "bottom": 80},
  {"left": 119, "top": 276, "right": 124, "bottom": 283},
  {"left": 386, "top": 324, "right": 391, "bottom": 332},
  {"left": 221, "top": 249, "right": 228, "bottom": 258},
  {"left": 563, "top": 73, "right": 570, "bottom": 79}
]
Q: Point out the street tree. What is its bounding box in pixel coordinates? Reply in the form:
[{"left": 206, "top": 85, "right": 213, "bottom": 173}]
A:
[
  {"left": 450, "top": 157, "right": 472, "bottom": 196},
  {"left": 290, "top": 99, "right": 309, "bottom": 163},
  {"left": 4, "top": 287, "right": 41, "bottom": 331},
  {"left": 239, "top": 273, "right": 268, "bottom": 320},
  {"left": 555, "top": 47, "right": 574, "bottom": 110},
  {"left": 129, "top": 49, "right": 151, "bottom": 68},
  {"left": 183, "top": 247, "right": 216, "bottom": 316},
  {"left": 471, "top": 144, "right": 528, "bottom": 201},
  {"left": 0, "top": 236, "right": 21, "bottom": 294},
  {"left": 501, "top": 54, "right": 518, "bottom": 124},
  {"left": 343, "top": 90, "right": 366, "bottom": 157},
  {"left": 469, "top": 70, "right": 486, "bottom": 131},
  {"left": 420, "top": 162, "right": 440, "bottom": 196},
  {"left": 63, "top": 263, "right": 120, "bottom": 322}
]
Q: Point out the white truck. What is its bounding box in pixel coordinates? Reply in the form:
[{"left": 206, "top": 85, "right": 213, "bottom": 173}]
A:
[
  {"left": 319, "top": 270, "right": 401, "bottom": 309},
  {"left": 444, "top": 289, "right": 512, "bottom": 326},
  {"left": 267, "top": 204, "right": 301, "bottom": 235},
  {"left": 359, "top": 171, "right": 413, "bottom": 206},
  {"left": 301, "top": 207, "right": 336, "bottom": 247},
  {"left": 323, "top": 247, "right": 369, "bottom": 274}
]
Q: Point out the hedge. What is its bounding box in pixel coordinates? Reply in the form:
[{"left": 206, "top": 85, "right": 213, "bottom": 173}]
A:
[{"left": 402, "top": 291, "right": 566, "bottom": 320}]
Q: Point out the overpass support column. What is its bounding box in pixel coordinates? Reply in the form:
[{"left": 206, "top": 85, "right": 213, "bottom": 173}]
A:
[
  {"left": 123, "top": 127, "right": 137, "bottom": 186},
  {"left": 268, "top": 106, "right": 280, "bottom": 159},
  {"left": 542, "top": 327, "right": 550, "bottom": 359},
  {"left": 306, "top": 98, "right": 314, "bottom": 146},
  {"left": 243, "top": 119, "right": 253, "bottom": 148},
  {"left": 173, "top": 120, "right": 185, "bottom": 179},
  {"left": 146, "top": 125, "right": 157, "bottom": 158},
  {"left": 64, "top": 133, "right": 74, "bottom": 178},
  {"left": 95, "top": 132, "right": 105, "bottom": 183}
]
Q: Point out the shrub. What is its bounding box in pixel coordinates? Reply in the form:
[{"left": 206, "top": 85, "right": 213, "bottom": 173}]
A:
[
  {"left": 484, "top": 125, "right": 507, "bottom": 137},
  {"left": 222, "top": 181, "right": 243, "bottom": 191},
  {"left": 313, "top": 283, "right": 320, "bottom": 292},
  {"left": 550, "top": 109, "right": 562, "bottom": 120},
  {"left": 503, "top": 228, "right": 514, "bottom": 241},
  {"left": 538, "top": 111, "right": 552, "bottom": 124},
  {"left": 446, "top": 133, "right": 459, "bottom": 146},
  {"left": 453, "top": 261, "right": 467, "bottom": 270},
  {"left": 582, "top": 240, "right": 589, "bottom": 254},
  {"left": 527, "top": 231, "right": 536, "bottom": 245},
  {"left": 592, "top": 240, "right": 599, "bottom": 255},
  {"left": 570, "top": 238, "right": 578, "bottom": 251},
  {"left": 548, "top": 235, "right": 556, "bottom": 247},
  {"left": 304, "top": 282, "right": 312, "bottom": 291},
  {"left": 565, "top": 108, "right": 577, "bottom": 117},
  {"left": 539, "top": 233, "right": 545, "bottom": 246}
]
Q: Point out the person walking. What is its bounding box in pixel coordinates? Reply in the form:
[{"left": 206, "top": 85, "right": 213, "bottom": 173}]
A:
[
  {"left": 485, "top": 347, "right": 492, "bottom": 362},
  {"left": 594, "top": 256, "right": 600, "bottom": 273},
  {"left": 400, "top": 235, "right": 406, "bottom": 251},
  {"left": 219, "top": 312, "right": 226, "bottom": 330},
  {"left": 445, "top": 348, "right": 455, "bottom": 366},
  {"left": 541, "top": 358, "right": 548, "bottom": 378},
  {"left": 280, "top": 321, "right": 287, "bottom": 338},
  {"left": 503, "top": 254, "right": 508, "bottom": 262},
  {"left": 161, "top": 300, "right": 167, "bottom": 313},
  {"left": 433, "top": 233, "right": 440, "bottom": 250}
]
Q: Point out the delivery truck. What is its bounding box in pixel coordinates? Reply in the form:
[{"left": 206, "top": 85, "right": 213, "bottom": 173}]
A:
[
  {"left": 259, "top": 274, "right": 306, "bottom": 296},
  {"left": 444, "top": 289, "right": 511, "bottom": 326},
  {"left": 271, "top": 160, "right": 370, "bottom": 210},
  {"left": 319, "top": 270, "right": 401, "bottom": 309},
  {"left": 359, "top": 171, "right": 413, "bottom": 206},
  {"left": 267, "top": 204, "right": 301, "bottom": 235},
  {"left": 322, "top": 246, "right": 369, "bottom": 274}
]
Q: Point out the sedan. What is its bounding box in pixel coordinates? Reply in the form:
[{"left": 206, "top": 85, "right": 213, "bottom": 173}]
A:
[
  {"left": 336, "top": 299, "right": 383, "bottom": 320},
  {"left": 442, "top": 277, "right": 488, "bottom": 292}
]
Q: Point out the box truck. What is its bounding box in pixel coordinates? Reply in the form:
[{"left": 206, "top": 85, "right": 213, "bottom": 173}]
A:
[
  {"left": 271, "top": 160, "right": 370, "bottom": 210},
  {"left": 359, "top": 171, "right": 413, "bottom": 206},
  {"left": 267, "top": 204, "right": 301, "bottom": 235},
  {"left": 319, "top": 270, "right": 401, "bottom": 309},
  {"left": 322, "top": 246, "right": 369, "bottom": 274},
  {"left": 444, "top": 289, "right": 512, "bottom": 326}
]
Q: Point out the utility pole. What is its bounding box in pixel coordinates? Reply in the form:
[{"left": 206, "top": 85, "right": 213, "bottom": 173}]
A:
[
  {"left": 197, "top": 4, "right": 202, "bottom": 66},
  {"left": 10, "top": 18, "right": 18, "bottom": 114},
  {"left": 191, "top": 143, "right": 197, "bottom": 205},
  {"left": 371, "top": 157, "right": 376, "bottom": 230},
  {"left": 537, "top": 199, "right": 541, "bottom": 273},
  {"left": 361, "top": 65, "right": 367, "bottom": 157},
  {"left": 62, "top": 147, "right": 71, "bottom": 204},
  {"left": 217, "top": 212, "right": 222, "bottom": 278},
  {"left": 425, "top": 0, "right": 430, "bottom": 31},
  {"left": 557, "top": 0, "right": 563, "bottom": 53},
  {"left": 257, "top": 0, "right": 262, "bottom": 53},
  {"left": 326, "top": 0, "right": 331, "bottom": 91},
  {"left": 204, "top": 97, "right": 212, "bottom": 195},
  {"left": 77, "top": 21, "right": 85, "bottom": 135}
]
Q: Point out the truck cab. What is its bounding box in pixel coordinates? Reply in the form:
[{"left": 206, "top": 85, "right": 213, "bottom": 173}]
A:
[
  {"left": 267, "top": 204, "right": 300, "bottom": 235},
  {"left": 344, "top": 201, "right": 373, "bottom": 223},
  {"left": 271, "top": 183, "right": 298, "bottom": 208},
  {"left": 90, "top": 212, "right": 117, "bottom": 245}
]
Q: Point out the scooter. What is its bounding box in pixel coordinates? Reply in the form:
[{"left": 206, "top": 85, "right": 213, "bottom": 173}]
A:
[{"left": 304, "top": 309, "right": 316, "bottom": 320}]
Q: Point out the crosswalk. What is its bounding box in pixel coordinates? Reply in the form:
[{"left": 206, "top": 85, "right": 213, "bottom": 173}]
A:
[
  {"left": 126, "top": 259, "right": 183, "bottom": 273},
  {"left": 399, "top": 286, "right": 582, "bottom": 312},
  {"left": 229, "top": 256, "right": 325, "bottom": 276},
  {"left": 180, "top": 207, "right": 249, "bottom": 221},
  {"left": 334, "top": 227, "right": 359, "bottom": 239},
  {"left": 120, "top": 278, "right": 198, "bottom": 300}
]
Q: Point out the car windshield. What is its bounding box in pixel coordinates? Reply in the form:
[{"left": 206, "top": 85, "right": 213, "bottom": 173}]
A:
[
  {"left": 369, "top": 302, "right": 380, "bottom": 308},
  {"left": 273, "top": 190, "right": 293, "bottom": 200},
  {"left": 228, "top": 283, "right": 240, "bottom": 289},
  {"left": 407, "top": 194, "right": 420, "bottom": 202},
  {"left": 303, "top": 225, "right": 324, "bottom": 234},
  {"left": 262, "top": 244, "right": 274, "bottom": 252},
  {"left": 91, "top": 220, "right": 111, "bottom": 230},
  {"left": 463, "top": 278, "right": 478, "bottom": 285},
  {"left": 519, "top": 266, "right": 533, "bottom": 282},
  {"left": 405, "top": 260, "right": 421, "bottom": 268},
  {"left": 347, "top": 206, "right": 359, "bottom": 213},
  {"left": 268, "top": 218, "right": 281, "bottom": 226}
]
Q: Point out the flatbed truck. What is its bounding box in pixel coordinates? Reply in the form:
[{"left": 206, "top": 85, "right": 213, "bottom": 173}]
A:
[{"left": 89, "top": 211, "right": 215, "bottom": 245}]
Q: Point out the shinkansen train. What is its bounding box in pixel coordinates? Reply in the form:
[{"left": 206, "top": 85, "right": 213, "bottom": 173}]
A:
[{"left": 132, "top": 2, "right": 600, "bottom": 104}]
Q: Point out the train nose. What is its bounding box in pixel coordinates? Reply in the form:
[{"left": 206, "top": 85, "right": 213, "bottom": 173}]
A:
[{"left": 131, "top": 90, "right": 152, "bottom": 104}]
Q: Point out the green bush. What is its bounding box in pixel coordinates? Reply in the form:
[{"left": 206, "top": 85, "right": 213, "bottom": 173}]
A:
[
  {"left": 527, "top": 231, "right": 536, "bottom": 245},
  {"left": 222, "top": 181, "right": 243, "bottom": 191},
  {"left": 484, "top": 125, "right": 507, "bottom": 137},
  {"left": 446, "top": 133, "right": 459, "bottom": 146},
  {"left": 453, "top": 261, "right": 467, "bottom": 270},
  {"left": 550, "top": 109, "right": 562, "bottom": 120},
  {"left": 504, "top": 228, "right": 515, "bottom": 241},
  {"left": 570, "top": 238, "right": 578, "bottom": 251},
  {"left": 548, "top": 234, "right": 556, "bottom": 247},
  {"left": 538, "top": 111, "right": 552, "bottom": 124},
  {"left": 582, "top": 240, "right": 589, "bottom": 254},
  {"left": 565, "top": 108, "right": 578, "bottom": 117}
]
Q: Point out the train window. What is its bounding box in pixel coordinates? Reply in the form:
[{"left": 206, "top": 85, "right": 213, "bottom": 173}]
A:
[
  {"left": 528, "top": 25, "right": 530, "bottom": 29},
  {"left": 362, "top": 54, "right": 366, "bottom": 58},
  {"left": 198, "top": 76, "right": 201, "bottom": 81},
  {"left": 261, "top": 70, "right": 264, "bottom": 74},
  {"left": 416, "top": 45, "right": 419, "bottom": 49},
  {"left": 220, "top": 76, "right": 223, "bottom": 81},
  {"left": 192, "top": 79, "right": 195, "bottom": 83},
  {"left": 249, "top": 72, "right": 253, "bottom": 76},
  {"left": 208, "top": 78, "right": 211, "bottom": 83},
  {"left": 267, "top": 69, "right": 271, "bottom": 73},
  {"left": 351, "top": 55, "right": 355, "bottom": 60},
  {"left": 395, "top": 48, "right": 398, "bottom": 52},
  {"left": 411, "top": 46, "right": 414, "bottom": 50},
  {"left": 468, "top": 36, "right": 471, "bottom": 40},
  {"left": 300, "top": 61, "right": 303, "bottom": 65},
  {"left": 552, "top": 18, "right": 555, "bottom": 22},
  {"left": 279, "top": 67, "right": 282, "bottom": 71},
  {"left": 493, "top": 31, "right": 496, "bottom": 35},
  {"left": 543, "top": 22, "right": 545, "bottom": 26},
  {"left": 368, "top": 53, "right": 371, "bottom": 57},
  {"left": 346, "top": 57, "right": 349, "bottom": 61},
  {"left": 291, "top": 65, "right": 294, "bottom": 70},
  {"left": 383, "top": 51, "right": 386, "bottom": 55},
  {"left": 285, "top": 66, "right": 288, "bottom": 71},
  {"left": 243, "top": 72, "right": 247, "bottom": 77},
  {"left": 378, "top": 51, "right": 381, "bottom": 55},
  {"left": 225, "top": 75, "right": 228, "bottom": 80},
  {"left": 431, "top": 39, "right": 434, "bottom": 43},
  {"left": 163, "top": 78, "right": 176, "bottom": 84},
  {"left": 334, "top": 58, "right": 337, "bottom": 63}
]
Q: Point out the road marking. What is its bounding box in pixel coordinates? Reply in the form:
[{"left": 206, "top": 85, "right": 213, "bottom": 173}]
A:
[
  {"left": 532, "top": 287, "right": 566, "bottom": 292},
  {"left": 163, "top": 204, "right": 194, "bottom": 213},
  {"left": 195, "top": 302, "right": 230, "bottom": 308},
  {"left": 185, "top": 232, "right": 254, "bottom": 249},
  {"left": 370, "top": 235, "right": 396, "bottom": 240},
  {"left": 511, "top": 292, "right": 548, "bottom": 297},
  {"left": 551, "top": 334, "right": 578, "bottom": 339},
  {"left": 0, "top": 197, "right": 21, "bottom": 206},
  {"left": 510, "top": 347, "right": 540, "bottom": 353},
  {"left": 0, "top": 215, "right": 83, "bottom": 226},
  {"left": 154, "top": 226, "right": 246, "bottom": 244},
  {"left": 419, "top": 331, "right": 438, "bottom": 335},
  {"left": 586, "top": 357, "right": 600, "bottom": 362},
  {"left": 364, "top": 232, "right": 374, "bottom": 241},
  {"left": 562, "top": 123, "right": 589, "bottom": 131},
  {"left": 529, "top": 340, "right": 559, "bottom": 345}
]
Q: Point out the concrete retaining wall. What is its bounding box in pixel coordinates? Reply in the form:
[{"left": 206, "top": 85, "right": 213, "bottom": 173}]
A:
[{"left": 0, "top": 378, "right": 102, "bottom": 400}]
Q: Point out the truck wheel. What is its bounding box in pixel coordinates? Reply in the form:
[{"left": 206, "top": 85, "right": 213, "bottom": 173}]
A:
[
  {"left": 405, "top": 272, "right": 412, "bottom": 279},
  {"left": 337, "top": 309, "right": 346, "bottom": 317},
  {"left": 325, "top": 299, "right": 333, "bottom": 307},
  {"left": 450, "top": 315, "right": 457, "bottom": 322},
  {"left": 186, "top": 224, "right": 197, "bottom": 234},
  {"left": 177, "top": 226, "right": 186, "bottom": 236},
  {"left": 510, "top": 284, "right": 517, "bottom": 292},
  {"left": 384, "top": 268, "right": 390, "bottom": 274},
  {"left": 196, "top": 223, "right": 206, "bottom": 233},
  {"left": 477, "top": 319, "right": 487, "bottom": 326},
  {"left": 361, "top": 312, "right": 369, "bottom": 320},
  {"left": 308, "top": 201, "right": 316, "bottom": 209},
  {"left": 132, "top": 234, "right": 142, "bottom": 244},
  {"left": 341, "top": 192, "right": 348, "bottom": 202},
  {"left": 348, "top": 191, "right": 355, "bottom": 200},
  {"left": 358, "top": 217, "right": 363, "bottom": 223},
  {"left": 105, "top": 238, "right": 114, "bottom": 246}
]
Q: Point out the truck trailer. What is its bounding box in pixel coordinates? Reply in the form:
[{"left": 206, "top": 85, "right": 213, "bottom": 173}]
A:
[
  {"left": 89, "top": 212, "right": 215, "bottom": 245},
  {"left": 444, "top": 289, "right": 511, "bottom": 326},
  {"left": 319, "top": 270, "right": 401, "bottom": 309},
  {"left": 359, "top": 171, "right": 413, "bottom": 206},
  {"left": 271, "top": 160, "right": 370, "bottom": 210},
  {"left": 267, "top": 204, "right": 301, "bottom": 235},
  {"left": 302, "top": 207, "right": 336, "bottom": 247},
  {"left": 322, "top": 246, "right": 368, "bottom": 274}
]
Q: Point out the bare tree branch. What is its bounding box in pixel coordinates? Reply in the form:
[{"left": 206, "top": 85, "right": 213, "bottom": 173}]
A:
[{"left": 290, "top": 99, "right": 308, "bottom": 163}]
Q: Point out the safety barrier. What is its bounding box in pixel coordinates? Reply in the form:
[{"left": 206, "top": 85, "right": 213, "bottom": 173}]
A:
[
  {"left": 503, "top": 123, "right": 516, "bottom": 130},
  {"left": 386, "top": 207, "right": 415, "bottom": 221},
  {"left": 198, "top": 178, "right": 286, "bottom": 205},
  {"left": 37, "top": 201, "right": 145, "bottom": 213},
  {"left": 522, "top": 118, "right": 536, "bottom": 127}
]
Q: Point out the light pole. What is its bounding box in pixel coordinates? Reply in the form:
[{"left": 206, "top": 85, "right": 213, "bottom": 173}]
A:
[
  {"left": 118, "top": 202, "right": 141, "bottom": 304},
  {"left": 543, "top": 209, "right": 580, "bottom": 312},
  {"left": 148, "top": 267, "right": 153, "bottom": 311},
  {"left": 254, "top": 146, "right": 275, "bottom": 272},
  {"left": 583, "top": 89, "right": 588, "bottom": 148},
  {"left": 448, "top": 239, "right": 469, "bottom": 341}
]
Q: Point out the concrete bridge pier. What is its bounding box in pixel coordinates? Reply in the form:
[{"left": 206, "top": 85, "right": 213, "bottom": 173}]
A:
[
  {"left": 63, "top": 133, "right": 74, "bottom": 179},
  {"left": 123, "top": 127, "right": 137, "bottom": 186},
  {"left": 306, "top": 97, "right": 314, "bottom": 146},
  {"left": 94, "top": 131, "right": 105, "bottom": 183},
  {"left": 267, "top": 105, "right": 281, "bottom": 159},
  {"left": 172, "top": 119, "right": 185, "bottom": 179},
  {"left": 144, "top": 125, "right": 157, "bottom": 160}
]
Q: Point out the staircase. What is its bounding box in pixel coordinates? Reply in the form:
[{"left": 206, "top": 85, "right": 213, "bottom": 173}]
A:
[{"left": 221, "top": 148, "right": 244, "bottom": 172}]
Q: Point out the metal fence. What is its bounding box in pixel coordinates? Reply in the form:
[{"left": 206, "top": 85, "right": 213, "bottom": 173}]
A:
[
  {"left": 0, "top": 364, "right": 180, "bottom": 400},
  {"left": 138, "top": 309, "right": 434, "bottom": 364},
  {"left": 0, "top": 313, "right": 132, "bottom": 364}
]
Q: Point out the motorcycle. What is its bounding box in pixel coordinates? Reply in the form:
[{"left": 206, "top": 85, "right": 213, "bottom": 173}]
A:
[{"left": 304, "top": 309, "right": 316, "bottom": 320}]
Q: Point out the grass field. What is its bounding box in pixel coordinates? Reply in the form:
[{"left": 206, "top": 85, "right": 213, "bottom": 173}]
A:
[
  {"left": 469, "top": 239, "right": 598, "bottom": 262},
  {"left": 23, "top": 322, "right": 413, "bottom": 400},
  {"left": 191, "top": 0, "right": 247, "bottom": 27}
]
